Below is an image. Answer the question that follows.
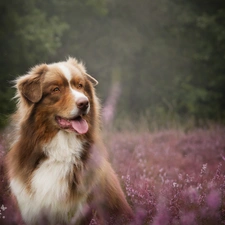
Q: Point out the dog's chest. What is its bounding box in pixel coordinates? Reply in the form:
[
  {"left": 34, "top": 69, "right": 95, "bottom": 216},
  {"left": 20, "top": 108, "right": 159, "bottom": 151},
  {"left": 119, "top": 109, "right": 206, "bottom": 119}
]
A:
[
  {"left": 10, "top": 131, "right": 86, "bottom": 223},
  {"left": 32, "top": 159, "right": 74, "bottom": 203},
  {"left": 31, "top": 131, "right": 85, "bottom": 208}
]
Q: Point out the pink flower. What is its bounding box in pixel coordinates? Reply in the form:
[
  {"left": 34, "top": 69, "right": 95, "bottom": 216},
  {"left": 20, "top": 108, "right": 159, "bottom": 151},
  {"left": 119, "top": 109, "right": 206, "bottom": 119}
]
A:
[
  {"left": 152, "top": 197, "right": 170, "bottom": 225},
  {"left": 180, "top": 212, "right": 197, "bottom": 225},
  {"left": 206, "top": 189, "right": 221, "bottom": 212}
]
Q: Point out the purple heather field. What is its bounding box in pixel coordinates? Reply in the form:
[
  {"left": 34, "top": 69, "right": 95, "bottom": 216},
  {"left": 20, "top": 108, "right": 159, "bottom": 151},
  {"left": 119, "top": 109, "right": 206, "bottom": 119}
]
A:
[{"left": 1, "top": 127, "right": 225, "bottom": 225}]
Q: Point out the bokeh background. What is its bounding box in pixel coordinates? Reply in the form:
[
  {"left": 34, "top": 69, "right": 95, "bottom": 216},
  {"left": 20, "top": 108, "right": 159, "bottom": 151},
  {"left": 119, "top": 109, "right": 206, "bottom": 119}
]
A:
[
  {"left": 1, "top": 1, "right": 225, "bottom": 224},
  {"left": 1, "top": 0, "right": 225, "bottom": 129}
]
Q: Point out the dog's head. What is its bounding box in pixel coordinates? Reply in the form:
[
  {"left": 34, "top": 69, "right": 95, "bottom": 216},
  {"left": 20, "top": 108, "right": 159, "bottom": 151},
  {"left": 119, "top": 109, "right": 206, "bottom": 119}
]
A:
[{"left": 16, "top": 57, "right": 99, "bottom": 135}]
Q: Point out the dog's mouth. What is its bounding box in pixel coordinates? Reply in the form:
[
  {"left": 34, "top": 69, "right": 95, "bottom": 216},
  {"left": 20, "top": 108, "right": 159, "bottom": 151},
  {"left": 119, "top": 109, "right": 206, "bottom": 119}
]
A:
[{"left": 56, "top": 115, "right": 88, "bottom": 134}]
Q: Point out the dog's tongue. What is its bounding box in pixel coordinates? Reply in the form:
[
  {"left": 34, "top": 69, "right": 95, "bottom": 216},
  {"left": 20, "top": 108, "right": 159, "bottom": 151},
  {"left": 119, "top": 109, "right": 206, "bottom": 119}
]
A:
[{"left": 71, "top": 117, "right": 88, "bottom": 134}]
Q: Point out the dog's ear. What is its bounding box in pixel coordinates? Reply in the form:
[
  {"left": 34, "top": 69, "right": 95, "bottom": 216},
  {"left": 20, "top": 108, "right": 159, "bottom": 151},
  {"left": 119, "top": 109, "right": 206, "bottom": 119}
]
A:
[
  {"left": 18, "top": 64, "right": 48, "bottom": 103},
  {"left": 85, "top": 73, "right": 98, "bottom": 86}
]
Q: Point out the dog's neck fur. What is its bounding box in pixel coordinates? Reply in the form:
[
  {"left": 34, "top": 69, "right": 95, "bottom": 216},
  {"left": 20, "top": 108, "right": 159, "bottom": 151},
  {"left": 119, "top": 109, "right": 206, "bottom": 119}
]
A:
[{"left": 43, "top": 130, "right": 85, "bottom": 165}]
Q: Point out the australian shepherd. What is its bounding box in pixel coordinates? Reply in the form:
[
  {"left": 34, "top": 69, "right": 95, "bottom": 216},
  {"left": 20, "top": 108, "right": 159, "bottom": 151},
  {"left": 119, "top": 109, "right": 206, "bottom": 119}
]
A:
[{"left": 5, "top": 58, "right": 132, "bottom": 225}]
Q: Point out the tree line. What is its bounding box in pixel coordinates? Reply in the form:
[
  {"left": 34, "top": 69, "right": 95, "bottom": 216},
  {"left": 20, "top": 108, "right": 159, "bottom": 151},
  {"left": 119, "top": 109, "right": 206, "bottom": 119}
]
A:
[{"left": 0, "top": 0, "right": 225, "bottom": 128}]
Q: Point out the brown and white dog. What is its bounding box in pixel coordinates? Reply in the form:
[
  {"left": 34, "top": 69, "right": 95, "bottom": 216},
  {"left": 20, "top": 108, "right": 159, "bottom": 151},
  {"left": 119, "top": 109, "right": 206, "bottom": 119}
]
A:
[{"left": 5, "top": 58, "right": 132, "bottom": 225}]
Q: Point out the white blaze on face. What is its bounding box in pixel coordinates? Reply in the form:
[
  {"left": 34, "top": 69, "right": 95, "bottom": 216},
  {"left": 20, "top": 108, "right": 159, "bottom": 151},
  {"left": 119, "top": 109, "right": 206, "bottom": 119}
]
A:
[
  {"left": 58, "top": 64, "right": 72, "bottom": 81},
  {"left": 58, "top": 64, "right": 89, "bottom": 117}
]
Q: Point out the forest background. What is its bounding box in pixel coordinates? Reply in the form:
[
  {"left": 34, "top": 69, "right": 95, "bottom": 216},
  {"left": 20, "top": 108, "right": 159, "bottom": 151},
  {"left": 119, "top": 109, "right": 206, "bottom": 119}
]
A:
[
  {"left": 0, "top": 0, "right": 225, "bottom": 129},
  {"left": 1, "top": 1, "right": 225, "bottom": 224}
]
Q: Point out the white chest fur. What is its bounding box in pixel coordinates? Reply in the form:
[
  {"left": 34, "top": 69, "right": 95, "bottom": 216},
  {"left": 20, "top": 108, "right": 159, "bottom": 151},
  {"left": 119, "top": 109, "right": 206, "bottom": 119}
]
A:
[{"left": 10, "top": 131, "right": 85, "bottom": 224}]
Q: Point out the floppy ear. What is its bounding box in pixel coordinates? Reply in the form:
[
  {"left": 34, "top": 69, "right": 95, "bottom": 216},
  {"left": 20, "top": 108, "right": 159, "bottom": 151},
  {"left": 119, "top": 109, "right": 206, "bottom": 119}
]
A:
[
  {"left": 85, "top": 73, "right": 98, "bottom": 86},
  {"left": 18, "top": 64, "right": 48, "bottom": 103}
]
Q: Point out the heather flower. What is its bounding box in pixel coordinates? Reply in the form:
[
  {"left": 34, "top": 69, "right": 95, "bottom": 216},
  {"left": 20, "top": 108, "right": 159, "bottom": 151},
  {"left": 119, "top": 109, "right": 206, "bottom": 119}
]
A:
[
  {"left": 132, "top": 207, "right": 147, "bottom": 225},
  {"left": 102, "top": 83, "right": 121, "bottom": 125},
  {"left": 172, "top": 182, "right": 179, "bottom": 188},
  {"left": 200, "top": 163, "right": 207, "bottom": 177},
  {"left": 183, "top": 186, "right": 199, "bottom": 204},
  {"left": 206, "top": 189, "right": 221, "bottom": 212},
  {"left": 212, "top": 163, "right": 222, "bottom": 182},
  {"left": 2, "top": 128, "right": 225, "bottom": 224},
  {"left": 89, "top": 218, "right": 98, "bottom": 225},
  {"left": 180, "top": 212, "right": 197, "bottom": 225},
  {"left": 152, "top": 197, "right": 170, "bottom": 225}
]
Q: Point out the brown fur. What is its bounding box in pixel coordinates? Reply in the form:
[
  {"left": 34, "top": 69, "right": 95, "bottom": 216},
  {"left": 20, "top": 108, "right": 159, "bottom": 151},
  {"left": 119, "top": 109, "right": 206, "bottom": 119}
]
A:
[{"left": 5, "top": 58, "right": 133, "bottom": 225}]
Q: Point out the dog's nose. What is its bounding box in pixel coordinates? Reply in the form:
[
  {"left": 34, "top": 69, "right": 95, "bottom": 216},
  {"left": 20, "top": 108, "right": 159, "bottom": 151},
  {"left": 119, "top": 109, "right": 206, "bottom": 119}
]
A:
[{"left": 76, "top": 97, "right": 89, "bottom": 111}]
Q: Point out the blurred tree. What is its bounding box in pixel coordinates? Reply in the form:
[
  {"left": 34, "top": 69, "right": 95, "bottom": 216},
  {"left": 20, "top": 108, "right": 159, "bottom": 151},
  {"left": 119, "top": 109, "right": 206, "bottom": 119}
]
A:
[
  {"left": 36, "top": 0, "right": 109, "bottom": 97},
  {"left": 0, "top": 0, "right": 68, "bottom": 127},
  {"left": 171, "top": 0, "right": 225, "bottom": 123},
  {"left": 0, "top": 0, "right": 225, "bottom": 128}
]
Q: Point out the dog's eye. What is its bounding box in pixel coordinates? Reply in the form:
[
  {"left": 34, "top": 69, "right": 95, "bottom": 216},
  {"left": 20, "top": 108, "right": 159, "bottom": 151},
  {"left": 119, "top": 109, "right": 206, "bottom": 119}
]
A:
[
  {"left": 53, "top": 87, "right": 60, "bottom": 92},
  {"left": 78, "top": 83, "right": 83, "bottom": 89}
]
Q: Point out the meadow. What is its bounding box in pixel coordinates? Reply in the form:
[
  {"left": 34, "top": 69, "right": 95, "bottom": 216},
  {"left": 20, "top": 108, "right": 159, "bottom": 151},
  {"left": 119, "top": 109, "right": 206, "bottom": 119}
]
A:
[{"left": 1, "top": 126, "right": 225, "bottom": 224}]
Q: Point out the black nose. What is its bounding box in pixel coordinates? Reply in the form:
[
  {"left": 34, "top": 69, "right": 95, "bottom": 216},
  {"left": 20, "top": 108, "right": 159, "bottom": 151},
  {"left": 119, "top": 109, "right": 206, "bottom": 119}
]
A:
[{"left": 76, "top": 97, "right": 89, "bottom": 111}]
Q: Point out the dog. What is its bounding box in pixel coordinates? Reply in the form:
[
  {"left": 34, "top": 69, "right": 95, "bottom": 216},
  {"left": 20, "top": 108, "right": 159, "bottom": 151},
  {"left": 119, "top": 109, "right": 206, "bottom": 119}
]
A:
[{"left": 5, "top": 58, "right": 133, "bottom": 225}]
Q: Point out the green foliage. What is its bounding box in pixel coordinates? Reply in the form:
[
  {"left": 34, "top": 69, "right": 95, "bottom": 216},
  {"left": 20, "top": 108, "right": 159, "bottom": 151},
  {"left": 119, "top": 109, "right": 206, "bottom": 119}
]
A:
[
  {"left": 0, "top": 0, "right": 225, "bottom": 128},
  {"left": 0, "top": 0, "right": 68, "bottom": 125},
  {"left": 175, "top": 2, "right": 225, "bottom": 121},
  {"left": 16, "top": 11, "right": 68, "bottom": 60}
]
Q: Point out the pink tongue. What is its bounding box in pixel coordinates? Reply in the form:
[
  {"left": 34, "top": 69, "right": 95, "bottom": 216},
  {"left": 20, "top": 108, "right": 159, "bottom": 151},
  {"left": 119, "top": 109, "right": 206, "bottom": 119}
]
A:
[{"left": 71, "top": 118, "right": 88, "bottom": 134}]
